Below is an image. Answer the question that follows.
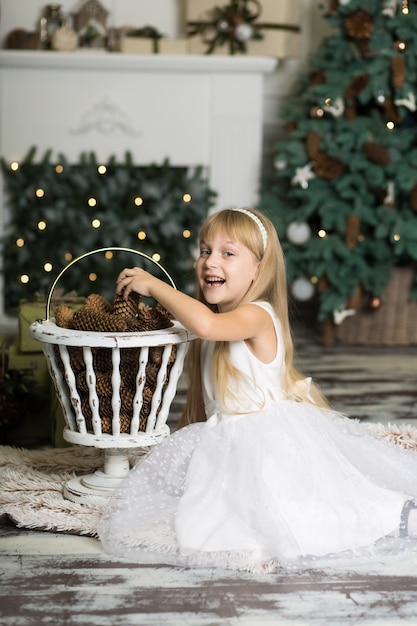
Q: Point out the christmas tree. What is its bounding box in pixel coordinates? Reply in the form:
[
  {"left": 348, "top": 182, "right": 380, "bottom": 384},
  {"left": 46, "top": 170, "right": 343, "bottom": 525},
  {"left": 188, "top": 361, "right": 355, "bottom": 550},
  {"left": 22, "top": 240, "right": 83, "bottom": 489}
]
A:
[
  {"left": 260, "top": 0, "right": 417, "bottom": 340},
  {"left": 1, "top": 148, "right": 215, "bottom": 312}
]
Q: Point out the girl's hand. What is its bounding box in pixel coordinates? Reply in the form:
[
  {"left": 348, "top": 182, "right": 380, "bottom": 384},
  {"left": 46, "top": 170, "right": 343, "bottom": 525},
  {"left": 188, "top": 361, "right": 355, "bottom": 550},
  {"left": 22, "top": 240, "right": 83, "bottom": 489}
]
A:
[{"left": 116, "top": 267, "right": 157, "bottom": 299}]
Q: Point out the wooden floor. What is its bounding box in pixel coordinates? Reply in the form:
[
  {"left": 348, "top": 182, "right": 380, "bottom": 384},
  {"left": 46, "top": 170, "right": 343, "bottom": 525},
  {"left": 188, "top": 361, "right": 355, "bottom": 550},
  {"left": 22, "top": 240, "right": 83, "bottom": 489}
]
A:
[{"left": 1, "top": 321, "right": 417, "bottom": 626}]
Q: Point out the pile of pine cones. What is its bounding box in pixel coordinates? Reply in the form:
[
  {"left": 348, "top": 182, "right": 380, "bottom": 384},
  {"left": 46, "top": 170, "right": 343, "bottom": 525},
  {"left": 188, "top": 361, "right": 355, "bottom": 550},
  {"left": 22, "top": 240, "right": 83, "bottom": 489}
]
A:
[{"left": 54, "top": 292, "right": 176, "bottom": 434}]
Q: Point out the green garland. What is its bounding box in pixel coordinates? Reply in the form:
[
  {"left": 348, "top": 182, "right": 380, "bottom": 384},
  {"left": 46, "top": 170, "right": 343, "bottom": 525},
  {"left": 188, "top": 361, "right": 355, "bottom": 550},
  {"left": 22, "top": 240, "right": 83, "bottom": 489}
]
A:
[{"left": 1, "top": 148, "right": 216, "bottom": 313}]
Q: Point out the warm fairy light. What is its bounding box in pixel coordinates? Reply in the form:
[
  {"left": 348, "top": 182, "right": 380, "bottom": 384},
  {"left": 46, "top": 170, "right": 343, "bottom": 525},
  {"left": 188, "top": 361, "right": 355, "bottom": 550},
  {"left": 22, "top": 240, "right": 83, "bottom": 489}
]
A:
[
  {"left": 318, "top": 229, "right": 327, "bottom": 238},
  {"left": 64, "top": 252, "right": 73, "bottom": 261},
  {"left": 98, "top": 165, "right": 107, "bottom": 174},
  {"left": 38, "top": 220, "right": 47, "bottom": 230},
  {"left": 91, "top": 219, "right": 101, "bottom": 228},
  {"left": 20, "top": 274, "right": 30, "bottom": 284},
  {"left": 311, "top": 276, "right": 319, "bottom": 284},
  {"left": 89, "top": 273, "right": 97, "bottom": 281},
  {"left": 36, "top": 188, "right": 45, "bottom": 198},
  {"left": 10, "top": 161, "right": 19, "bottom": 171},
  {"left": 16, "top": 238, "right": 25, "bottom": 247},
  {"left": 138, "top": 231, "right": 146, "bottom": 240},
  {"left": 105, "top": 251, "right": 113, "bottom": 259},
  {"left": 88, "top": 197, "right": 97, "bottom": 207},
  {"left": 55, "top": 164, "right": 64, "bottom": 173},
  {"left": 358, "top": 234, "right": 365, "bottom": 242},
  {"left": 397, "top": 41, "right": 406, "bottom": 51},
  {"left": 183, "top": 193, "right": 192, "bottom": 203},
  {"left": 182, "top": 229, "right": 191, "bottom": 238},
  {"left": 393, "top": 233, "right": 401, "bottom": 241},
  {"left": 134, "top": 196, "right": 143, "bottom": 206},
  {"left": 44, "top": 262, "right": 53, "bottom": 272},
  {"left": 386, "top": 121, "right": 395, "bottom": 130},
  {"left": 152, "top": 253, "right": 161, "bottom": 262}
]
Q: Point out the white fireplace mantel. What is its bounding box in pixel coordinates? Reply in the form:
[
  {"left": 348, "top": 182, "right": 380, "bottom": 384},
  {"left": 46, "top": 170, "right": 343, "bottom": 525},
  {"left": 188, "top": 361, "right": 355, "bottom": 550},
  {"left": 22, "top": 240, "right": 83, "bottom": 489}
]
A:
[{"left": 0, "top": 50, "right": 277, "bottom": 327}]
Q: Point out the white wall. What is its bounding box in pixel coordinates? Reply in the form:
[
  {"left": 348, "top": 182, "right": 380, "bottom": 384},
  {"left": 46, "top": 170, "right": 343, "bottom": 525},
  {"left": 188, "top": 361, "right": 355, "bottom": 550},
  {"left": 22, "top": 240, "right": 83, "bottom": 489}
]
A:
[{"left": 0, "top": 0, "right": 332, "bottom": 155}]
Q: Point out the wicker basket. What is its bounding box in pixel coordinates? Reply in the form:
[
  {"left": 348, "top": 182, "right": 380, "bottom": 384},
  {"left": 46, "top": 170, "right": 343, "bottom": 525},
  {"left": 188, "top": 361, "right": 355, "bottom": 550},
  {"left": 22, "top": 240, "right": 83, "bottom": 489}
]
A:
[
  {"left": 335, "top": 267, "right": 417, "bottom": 346},
  {"left": 28, "top": 248, "right": 196, "bottom": 504}
]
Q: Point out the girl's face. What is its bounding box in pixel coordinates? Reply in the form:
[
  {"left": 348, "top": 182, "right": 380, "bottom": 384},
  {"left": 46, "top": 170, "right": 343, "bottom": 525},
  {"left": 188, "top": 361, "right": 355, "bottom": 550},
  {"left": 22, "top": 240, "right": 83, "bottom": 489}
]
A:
[{"left": 196, "top": 231, "right": 260, "bottom": 312}]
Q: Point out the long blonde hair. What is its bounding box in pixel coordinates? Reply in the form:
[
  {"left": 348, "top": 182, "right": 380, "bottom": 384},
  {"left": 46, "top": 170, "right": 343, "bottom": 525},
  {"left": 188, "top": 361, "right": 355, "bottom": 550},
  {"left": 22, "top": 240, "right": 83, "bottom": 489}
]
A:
[{"left": 179, "top": 208, "right": 330, "bottom": 427}]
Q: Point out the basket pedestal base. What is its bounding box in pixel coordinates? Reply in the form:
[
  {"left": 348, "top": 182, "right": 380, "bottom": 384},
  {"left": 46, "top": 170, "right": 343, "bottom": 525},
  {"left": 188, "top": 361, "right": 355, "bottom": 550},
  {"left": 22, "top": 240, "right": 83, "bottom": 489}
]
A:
[{"left": 63, "top": 448, "right": 134, "bottom": 506}]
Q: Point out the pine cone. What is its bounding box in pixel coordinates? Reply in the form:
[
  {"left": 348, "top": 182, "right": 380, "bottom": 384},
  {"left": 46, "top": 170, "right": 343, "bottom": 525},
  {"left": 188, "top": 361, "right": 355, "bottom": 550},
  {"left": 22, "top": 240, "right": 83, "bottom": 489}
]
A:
[
  {"left": 305, "top": 131, "right": 321, "bottom": 159},
  {"left": 345, "top": 215, "right": 361, "bottom": 251},
  {"left": 344, "top": 103, "right": 357, "bottom": 120},
  {"left": 382, "top": 97, "right": 402, "bottom": 124},
  {"left": 111, "top": 292, "right": 141, "bottom": 318},
  {"left": 391, "top": 55, "right": 406, "bottom": 89},
  {"left": 312, "top": 151, "right": 346, "bottom": 180},
  {"left": 344, "top": 10, "right": 374, "bottom": 40},
  {"left": 84, "top": 294, "right": 113, "bottom": 315},
  {"left": 54, "top": 305, "right": 75, "bottom": 328},
  {"left": 363, "top": 141, "right": 391, "bottom": 166},
  {"left": 344, "top": 74, "right": 370, "bottom": 100}
]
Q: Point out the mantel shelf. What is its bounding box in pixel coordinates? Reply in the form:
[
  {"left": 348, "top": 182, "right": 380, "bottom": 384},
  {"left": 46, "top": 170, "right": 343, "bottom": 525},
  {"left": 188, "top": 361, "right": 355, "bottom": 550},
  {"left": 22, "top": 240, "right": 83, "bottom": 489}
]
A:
[{"left": 0, "top": 49, "right": 278, "bottom": 74}]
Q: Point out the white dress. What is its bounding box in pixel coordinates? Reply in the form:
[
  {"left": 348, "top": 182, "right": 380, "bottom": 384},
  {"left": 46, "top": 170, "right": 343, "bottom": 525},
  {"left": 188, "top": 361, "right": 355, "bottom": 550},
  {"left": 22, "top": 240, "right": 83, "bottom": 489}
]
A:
[{"left": 98, "top": 302, "right": 417, "bottom": 572}]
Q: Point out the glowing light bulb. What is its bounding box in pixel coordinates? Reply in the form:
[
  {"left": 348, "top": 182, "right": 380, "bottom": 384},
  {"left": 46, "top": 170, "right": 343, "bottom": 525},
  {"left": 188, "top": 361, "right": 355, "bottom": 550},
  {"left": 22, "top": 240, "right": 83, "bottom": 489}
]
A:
[
  {"left": 20, "top": 274, "right": 30, "bottom": 284},
  {"left": 55, "top": 164, "right": 64, "bottom": 173},
  {"left": 38, "top": 221, "right": 47, "bottom": 231},
  {"left": 105, "top": 251, "right": 113, "bottom": 259},
  {"left": 88, "top": 197, "right": 97, "bottom": 207},
  {"left": 16, "top": 238, "right": 25, "bottom": 247},
  {"left": 64, "top": 252, "right": 73, "bottom": 262},
  {"left": 393, "top": 233, "right": 401, "bottom": 241},
  {"left": 89, "top": 273, "right": 97, "bottom": 282},
  {"left": 91, "top": 219, "right": 101, "bottom": 228},
  {"left": 183, "top": 229, "right": 191, "bottom": 238},
  {"left": 318, "top": 229, "right": 327, "bottom": 238},
  {"left": 183, "top": 194, "right": 192, "bottom": 203},
  {"left": 152, "top": 253, "right": 161, "bottom": 262},
  {"left": 98, "top": 165, "right": 107, "bottom": 174},
  {"left": 44, "top": 262, "right": 53, "bottom": 272},
  {"left": 137, "top": 231, "right": 146, "bottom": 240},
  {"left": 36, "top": 188, "right": 45, "bottom": 198},
  {"left": 386, "top": 121, "right": 395, "bottom": 130},
  {"left": 134, "top": 196, "right": 143, "bottom": 206},
  {"left": 10, "top": 162, "right": 19, "bottom": 171}
]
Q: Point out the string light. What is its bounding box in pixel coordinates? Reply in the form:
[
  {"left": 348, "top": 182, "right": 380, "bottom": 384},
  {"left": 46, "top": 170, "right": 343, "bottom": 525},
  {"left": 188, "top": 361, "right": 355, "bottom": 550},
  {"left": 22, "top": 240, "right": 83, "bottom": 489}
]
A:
[
  {"left": 20, "top": 274, "right": 30, "bottom": 284},
  {"left": 88, "top": 197, "right": 97, "bottom": 207},
  {"left": 183, "top": 193, "right": 192, "bottom": 203},
  {"left": 55, "top": 164, "right": 64, "bottom": 173},
  {"left": 37, "top": 220, "right": 47, "bottom": 231},
  {"left": 134, "top": 197, "right": 143, "bottom": 206},
  {"left": 318, "top": 229, "right": 327, "bottom": 238},
  {"left": 393, "top": 233, "right": 401, "bottom": 241},
  {"left": 137, "top": 231, "right": 146, "bottom": 240},
  {"left": 182, "top": 229, "right": 191, "bottom": 238},
  {"left": 402, "top": 1, "right": 409, "bottom": 14},
  {"left": 89, "top": 273, "right": 97, "bottom": 282},
  {"left": 10, "top": 162, "right": 19, "bottom": 171},
  {"left": 91, "top": 219, "right": 101, "bottom": 228},
  {"left": 152, "top": 253, "right": 161, "bottom": 262},
  {"left": 386, "top": 121, "right": 395, "bottom": 130},
  {"left": 98, "top": 165, "right": 107, "bottom": 174},
  {"left": 36, "top": 188, "right": 45, "bottom": 198},
  {"left": 105, "top": 251, "right": 113, "bottom": 259},
  {"left": 44, "top": 262, "right": 53, "bottom": 272},
  {"left": 16, "top": 238, "right": 25, "bottom": 247},
  {"left": 64, "top": 252, "right": 73, "bottom": 262}
]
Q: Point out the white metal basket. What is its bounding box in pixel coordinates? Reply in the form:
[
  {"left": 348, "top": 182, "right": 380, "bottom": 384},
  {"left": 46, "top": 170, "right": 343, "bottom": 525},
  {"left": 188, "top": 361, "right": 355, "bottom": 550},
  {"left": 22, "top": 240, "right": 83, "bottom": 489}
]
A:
[{"left": 29, "top": 247, "right": 196, "bottom": 504}]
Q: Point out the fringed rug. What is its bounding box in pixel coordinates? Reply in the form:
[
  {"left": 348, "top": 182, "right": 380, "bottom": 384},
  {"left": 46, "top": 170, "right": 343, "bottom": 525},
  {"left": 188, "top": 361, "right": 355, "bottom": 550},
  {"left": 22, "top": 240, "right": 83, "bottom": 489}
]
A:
[{"left": 1, "top": 422, "right": 417, "bottom": 537}]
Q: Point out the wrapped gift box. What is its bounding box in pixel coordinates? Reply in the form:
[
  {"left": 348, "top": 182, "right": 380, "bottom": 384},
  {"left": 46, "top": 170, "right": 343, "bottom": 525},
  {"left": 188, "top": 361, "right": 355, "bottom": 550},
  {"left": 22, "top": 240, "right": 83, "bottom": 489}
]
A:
[
  {"left": 19, "top": 296, "right": 84, "bottom": 353},
  {"left": 186, "top": 0, "right": 301, "bottom": 57},
  {"left": 118, "top": 37, "right": 189, "bottom": 54}
]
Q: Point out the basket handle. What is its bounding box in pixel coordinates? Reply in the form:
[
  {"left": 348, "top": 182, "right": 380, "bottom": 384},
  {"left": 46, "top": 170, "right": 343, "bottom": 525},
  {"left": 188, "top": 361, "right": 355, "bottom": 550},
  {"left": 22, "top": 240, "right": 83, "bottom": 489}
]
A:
[{"left": 45, "top": 246, "right": 176, "bottom": 321}]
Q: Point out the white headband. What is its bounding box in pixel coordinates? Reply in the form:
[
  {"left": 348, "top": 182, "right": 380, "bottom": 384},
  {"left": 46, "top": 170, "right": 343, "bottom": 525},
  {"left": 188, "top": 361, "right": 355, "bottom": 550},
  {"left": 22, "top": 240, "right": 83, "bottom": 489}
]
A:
[{"left": 232, "top": 208, "right": 268, "bottom": 253}]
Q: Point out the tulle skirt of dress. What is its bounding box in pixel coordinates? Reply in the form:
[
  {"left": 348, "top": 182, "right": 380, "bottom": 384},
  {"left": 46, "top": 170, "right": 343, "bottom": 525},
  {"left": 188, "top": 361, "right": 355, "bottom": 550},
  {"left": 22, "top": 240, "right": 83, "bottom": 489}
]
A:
[{"left": 98, "top": 401, "right": 417, "bottom": 573}]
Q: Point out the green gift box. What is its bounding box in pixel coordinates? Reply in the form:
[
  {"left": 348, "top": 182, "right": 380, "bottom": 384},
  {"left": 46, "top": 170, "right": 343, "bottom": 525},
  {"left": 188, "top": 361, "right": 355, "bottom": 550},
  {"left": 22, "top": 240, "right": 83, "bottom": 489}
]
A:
[
  {"left": 8, "top": 336, "right": 50, "bottom": 390},
  {"left": 19, "top": 293, "right": 84, "bottom": 353}
]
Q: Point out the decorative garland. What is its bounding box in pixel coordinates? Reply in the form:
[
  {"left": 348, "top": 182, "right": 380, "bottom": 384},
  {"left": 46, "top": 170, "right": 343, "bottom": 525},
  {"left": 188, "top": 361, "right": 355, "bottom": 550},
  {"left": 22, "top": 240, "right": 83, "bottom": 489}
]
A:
[{"left": 187, "top": 0, "right": 300, "bottom": 55}]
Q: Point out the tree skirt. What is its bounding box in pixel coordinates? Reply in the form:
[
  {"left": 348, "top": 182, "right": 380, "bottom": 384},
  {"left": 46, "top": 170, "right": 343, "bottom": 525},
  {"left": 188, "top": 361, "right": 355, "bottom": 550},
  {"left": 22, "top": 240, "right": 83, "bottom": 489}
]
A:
[{"left": 1, "top": 422, "right": 417, "bottom": 537}]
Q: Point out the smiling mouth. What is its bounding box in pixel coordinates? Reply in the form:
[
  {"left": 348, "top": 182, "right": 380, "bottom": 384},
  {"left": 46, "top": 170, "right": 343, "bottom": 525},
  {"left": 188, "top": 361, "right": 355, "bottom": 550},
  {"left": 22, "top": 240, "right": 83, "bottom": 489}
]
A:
[{"left": 204, "top": 277, "right": 225, "bottom": 287}]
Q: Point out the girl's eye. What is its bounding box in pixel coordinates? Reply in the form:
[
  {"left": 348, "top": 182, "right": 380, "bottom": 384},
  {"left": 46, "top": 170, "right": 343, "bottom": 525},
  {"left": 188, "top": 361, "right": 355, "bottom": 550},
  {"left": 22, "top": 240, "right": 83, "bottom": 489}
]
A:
[
  {"left": 223, "top": 251, "right": 234, "bottom": 257},
  {"left": 200, "top": 249, "right": 210, "bottom": 256}
]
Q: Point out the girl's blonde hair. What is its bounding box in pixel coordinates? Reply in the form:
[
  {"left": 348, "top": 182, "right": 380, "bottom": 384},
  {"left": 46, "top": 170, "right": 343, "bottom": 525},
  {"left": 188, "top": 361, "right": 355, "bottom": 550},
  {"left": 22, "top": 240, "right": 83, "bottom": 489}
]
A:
[{"left": 179, "top": 208, "right": 329, "bottom": 427}]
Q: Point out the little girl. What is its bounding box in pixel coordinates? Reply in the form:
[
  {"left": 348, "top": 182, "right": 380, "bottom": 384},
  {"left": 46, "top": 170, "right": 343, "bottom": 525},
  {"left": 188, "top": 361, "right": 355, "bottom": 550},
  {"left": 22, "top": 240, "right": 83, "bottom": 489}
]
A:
[{"left": 98, "top": 207, "right": 417, "bottom": 573}]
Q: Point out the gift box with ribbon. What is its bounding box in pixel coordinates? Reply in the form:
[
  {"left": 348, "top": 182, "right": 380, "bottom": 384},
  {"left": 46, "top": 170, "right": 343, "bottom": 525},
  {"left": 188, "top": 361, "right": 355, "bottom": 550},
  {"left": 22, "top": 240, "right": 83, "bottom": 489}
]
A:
[
  {"left": 19, "top": 291, "right": 84, "bottom": 353},
  {"left": 186, "top": 0, "right": 301, "bottom": 57},
  {"left": 117, "top": 25, "right": 188, "bottom": 55}
]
